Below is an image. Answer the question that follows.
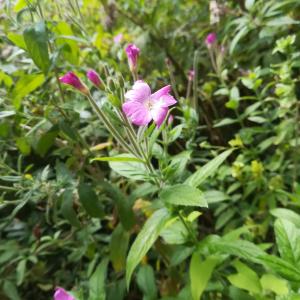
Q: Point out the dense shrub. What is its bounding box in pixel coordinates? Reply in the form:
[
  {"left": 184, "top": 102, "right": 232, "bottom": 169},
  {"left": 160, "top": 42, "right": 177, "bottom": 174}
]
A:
[{"left": 1, "top": 0, "right": 300, "bottom": 299}]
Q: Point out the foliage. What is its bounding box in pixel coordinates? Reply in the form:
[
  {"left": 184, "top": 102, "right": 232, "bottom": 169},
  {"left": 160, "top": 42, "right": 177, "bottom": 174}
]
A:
[{"left": 1, "top": 0, "right": 300, "bottom": 299}]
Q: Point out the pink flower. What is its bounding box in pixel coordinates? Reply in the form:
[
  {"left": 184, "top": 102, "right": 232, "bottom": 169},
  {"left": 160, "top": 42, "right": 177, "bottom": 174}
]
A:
[
  {"left": 122, "top": 80, "right": 177, "bottom": 127},
  {"left": 188, "top": 69, "right": 195, "bottom": 81},
  {"left": 86, "top": 69, "right": 102, "bottom": 88},
  {"left": 54, "top": 287, "right": 75, "bottom": 300},
  {"left": 114, "top": 33, "right": 123, "bottom": 44},
  {"left": 125, "top": 44, "right": 140, "bottom": 72},
  {"left": 59, "top": 72, "right": 88, "bottom": 95},
  {"left": 205, "top": 32, "right": 217, "bottom": 46}
]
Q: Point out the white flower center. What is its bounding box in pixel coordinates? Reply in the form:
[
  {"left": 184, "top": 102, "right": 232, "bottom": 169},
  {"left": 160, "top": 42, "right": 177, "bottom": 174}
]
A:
[{"left": 144, "top": 98, "right": 153, "bottom": 110}]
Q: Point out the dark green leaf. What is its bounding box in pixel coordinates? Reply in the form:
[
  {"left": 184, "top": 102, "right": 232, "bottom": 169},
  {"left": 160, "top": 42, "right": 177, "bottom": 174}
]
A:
[
  {"left": 78, "top": 183, "right": 104, "bottom": 218},
  {"left": 23, "top": 21, "right": 50, "bottom": 73},
  {"left": 110, "top": 224, "right": 129, "bottom": 272},
  {"left": 137, "top": 265, "right": 157, "bottom": 300},
  {"left": 60, "top": 189, "right": 81, "bottom": 228},
  {"left": 100, "top": 181, "right": 135, "bottom": 230}
]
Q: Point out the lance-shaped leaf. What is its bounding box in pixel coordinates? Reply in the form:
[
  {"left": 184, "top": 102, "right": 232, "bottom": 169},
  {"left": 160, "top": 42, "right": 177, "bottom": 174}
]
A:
[
  {"left": 126, "top": 208, "right": 170, "bottom": 288},
  {"left": 23, "top": 21, "right": 50, "bottom": 73},
  {"left": 185, "top": 149, "right": 233, "bottom": 188}
]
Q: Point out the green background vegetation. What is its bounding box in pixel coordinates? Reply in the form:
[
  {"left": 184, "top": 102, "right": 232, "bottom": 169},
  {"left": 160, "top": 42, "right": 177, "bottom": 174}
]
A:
[{"left": 1, "top": 0, "right": 300, "bottom": 299}]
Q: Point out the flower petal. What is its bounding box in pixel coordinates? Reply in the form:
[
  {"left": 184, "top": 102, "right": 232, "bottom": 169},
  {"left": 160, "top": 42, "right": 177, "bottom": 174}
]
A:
[
  {"left": 160, "top": 95, "right": 177, "bottom": 107},
  {"left": 124, "top": 81, "right": 151, "bottom": 103},
  {"left": 150, "top": 105, "right": 168, "bottom": 127},
  {"left": 122, "top": 101, "right": 152, "bottom": 126},
  {"left": 54, "top": 287, "right": 75, "bottom": 300},
  {"left": 151, "top": 85, "right": 171, "bottom": 100},
  {"left": 150, "top": 85, "right": 177, "bottom": 107}
]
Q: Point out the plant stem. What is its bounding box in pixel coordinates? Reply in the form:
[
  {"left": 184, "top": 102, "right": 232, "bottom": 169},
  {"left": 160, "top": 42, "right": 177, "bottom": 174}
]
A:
[
  {"left": 86, "top": 94, "right": 133, "bottom": 154},
  {"left": 293, "top": 100, "right": 299, "bottom": 191},
  {"left": 178, "top": 211, "right": 198, "bottom": 244},
  {"left": 192, "top": 50, "right": 199, "bottom": 112}
]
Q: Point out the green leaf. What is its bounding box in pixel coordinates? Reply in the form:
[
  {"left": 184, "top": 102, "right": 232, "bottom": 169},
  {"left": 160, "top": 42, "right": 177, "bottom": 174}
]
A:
[
  {"left": 215, "top": 209, "right": 236, "bottom": 230},
  {"left": 3, "top": 281, "right": 21, "bottom": 300},
  {"left": 91, "top": 156, "right": 145, "bottom": 163},
  {"left": 16, "top": 259, "right": 26, "bottom": 286},
  {"left": 136, "top": 265, "right": 158, "bottom": 300},
  {"left": 227, "top": 261, "right": 262, "bottom": 294},
  {"left": 100, "top": 181, "right": 135, "bottom": 230},
  {"left": 230, "top": 26, "right": 249, "bottom": 55},
  {"left": 108, "top": 154, "right": 147, "bottom": 180},
  {"left": 214, "top": 118, "right": 239, "bottom": 127},
  {"left": 13, "top": 0, "right": 27, "bottom": 12},
  {"left": 106, "top": 279, "right": 126, "bottom": 300},
  {"left": 228, "top": 286, "right": 254, "bottom": 300},
  {"left": 12, "top": 74, "right": 45, "bottom": 109},
  {"left": 168, "top": 124, "right": 183, "bottom": 142},
  {"left": 164, "top": 151, "right": 191, "bottom": 181},
  {"left": 126, "top": 208, "right": 171, "bottom": 288},
  {"left": 203, "top": 190, "right": 229, "bottom": 204},
  {"left": 0, "top": 71, "right": 13, "bottom": 87},
  {"left": 260, "top": 274, "right": 289, "bottom": 296},
  {"left": 160, "top": 217, "right": 189, "bottom": 244},
  {"left": 208, "top": 239, "right": 265, "bottom": 262},
  {"left": 53, "top": 22, "right": 79, "bottom": 65},
  {"left": 0, "top": 111, "right": 15, "bottom": 119},
  {"left": 271, "top": 208, "right": 300, "bottom": 228},
  {"left": 258, "top": 254, "right": 300, "bottom": 281},
  {"left": 160, "top": 184, "right": 207, "bottom": 207},
  {"left": 60, "top": 189, "right": 81, "bottom": 228},
  {"left": 7, "top": 32, "right": 27, "bottom": 50},
  {"left": 23, "top": 21, "right": 50, "bottom": 73},
  {"left": 16, "top": 137, "right": 31, "bottom": 155},
  {"left": 274, "top": 218, "right": 300, "bottom": 265},
  {"left": 35, "top": 127, "right": 58, "bottom": 157},
  {"left": 110, "top": 224, "right": 129, "bottom": 272},
  {"left": 266, "top": 16, "right": 298, "bottom": 27},
  {"left": 185, "top": 149, "right": 233, "bottom": 187},
  {"left": 89, "top": 258, "right": 109, "bottom": 300},
  {"left": 59, "top": 121, "right": 78, "bottom": 140},
  {"left": 190, "top": 254, "right": 219, "bottom": 300},
  {"left": 78, "top": 183, "right": 104, "bottom": 218}
]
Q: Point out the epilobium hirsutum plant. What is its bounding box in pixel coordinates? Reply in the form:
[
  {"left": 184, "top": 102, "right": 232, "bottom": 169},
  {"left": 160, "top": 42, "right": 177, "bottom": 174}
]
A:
[{"left": 59, "top": 43, "right": 234, "bottom": 292}]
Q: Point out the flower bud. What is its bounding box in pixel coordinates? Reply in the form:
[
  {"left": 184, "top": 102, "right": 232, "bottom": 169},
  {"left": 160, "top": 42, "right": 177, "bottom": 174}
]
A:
[
  {"left": 59, "top": 72, "right": 88, "bottom": 95},
  {"left": 86, "top": 69, "right": 102, "bottom": 88},
  {"left": 125, "top": 44, "right": 140, "bottom": 72},
  {"left": 205, "top": 32, "right": 217, "bottom": 47},
  {"left": 188, "top": 69, "right": 195, "bottom": 81},
  {"left": 168, "top": 114, "right": 174, "bottom": 126}
]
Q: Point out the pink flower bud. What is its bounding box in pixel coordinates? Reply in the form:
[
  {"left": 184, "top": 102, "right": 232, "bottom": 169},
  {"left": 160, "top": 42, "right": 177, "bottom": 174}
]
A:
[
  {"left": 188, "top": 69, "right": 195, "bottom": 81},
  {"left": 59, "top": 72, "right": 88, "bottom": 95},
  {"left": 205, "top": 32, "right": 217, "bottom": 46},
  {"left": 168, "top": 114, "right": 174, "bottom": 125},
  {"left": 54, "top": 287, "right": 75, "bottom": 300},
  {"left": 86, "top": 69, "right": 102, "bottom": 88},
  {"left": 125, "top": 44, "right": 140, "bottom": 72}
]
